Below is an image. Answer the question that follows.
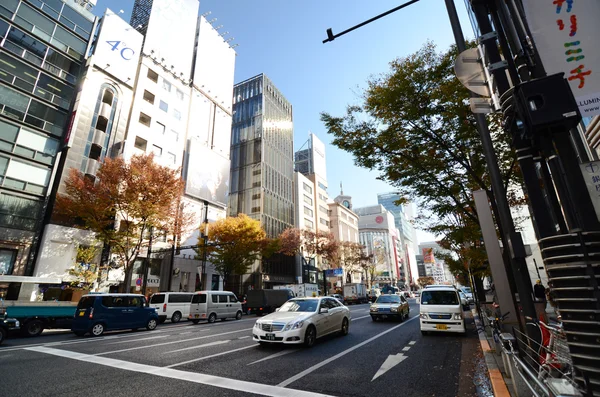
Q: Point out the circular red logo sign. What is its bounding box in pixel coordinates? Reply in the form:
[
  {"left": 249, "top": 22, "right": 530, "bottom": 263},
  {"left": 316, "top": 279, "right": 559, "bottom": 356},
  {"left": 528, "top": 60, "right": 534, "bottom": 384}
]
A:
[{"left": 375, "top": 216, "right": 384, "bottom": 224}]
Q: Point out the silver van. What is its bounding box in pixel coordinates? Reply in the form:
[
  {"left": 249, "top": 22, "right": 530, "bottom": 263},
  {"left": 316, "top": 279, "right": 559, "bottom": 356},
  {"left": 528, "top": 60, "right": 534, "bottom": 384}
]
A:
[
  {"left": 189, "top": 291, "right": 243, "bottom": 324},
  {"left": 149, "top": 292, "right": 194, "bottom": 323}
]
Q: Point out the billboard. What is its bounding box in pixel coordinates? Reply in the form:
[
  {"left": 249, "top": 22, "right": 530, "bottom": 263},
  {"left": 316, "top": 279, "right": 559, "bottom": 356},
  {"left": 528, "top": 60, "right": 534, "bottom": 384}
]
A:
[
  {"left": 185, "top": 139, "right": 230, "bottom": 207},
  {"left": 143, "top": 0, "right": 199, "bottom": 81},
  {"left": 193, "top": 16, "right": 236, "bottom": 110},
  {"left": 310, "top": 133, "right": 327, "bottom": 179},
  {"left": 522, "top": 0, "right": 600, "bottom": 116},
  {"left": 94, "top": 9, "right": 143, "bottom": 86},
  {"left": 422, "top": 248, "right": 435, "bottom": 264}
]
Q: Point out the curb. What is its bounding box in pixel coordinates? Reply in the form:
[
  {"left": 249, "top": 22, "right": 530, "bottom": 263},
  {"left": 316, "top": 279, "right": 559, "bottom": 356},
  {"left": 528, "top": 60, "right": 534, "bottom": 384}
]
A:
[{"left": 472, "top": 309, "right": 511, "bottom": 397}]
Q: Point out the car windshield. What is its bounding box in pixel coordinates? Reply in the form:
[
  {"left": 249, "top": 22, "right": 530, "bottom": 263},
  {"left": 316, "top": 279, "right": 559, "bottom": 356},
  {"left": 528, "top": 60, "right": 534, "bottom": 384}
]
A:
[
  {"left": 462, "top": 287, "right": 472, "bottom": 294},
  {"left": 421, "top": 290, "right": 459, "bottom": 305},
  {"left": 376, "top": 295, "right": 401, "bottom": 304},
  {"left": 279, "top": 299, "right": 319, "bottom": 312}
]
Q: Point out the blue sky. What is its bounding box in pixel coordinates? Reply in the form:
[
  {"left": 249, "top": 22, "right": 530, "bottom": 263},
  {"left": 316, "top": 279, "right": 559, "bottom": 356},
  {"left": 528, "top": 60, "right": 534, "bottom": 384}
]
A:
[{"left": 93, "top": 0, "right": 473, "bottom": 243}]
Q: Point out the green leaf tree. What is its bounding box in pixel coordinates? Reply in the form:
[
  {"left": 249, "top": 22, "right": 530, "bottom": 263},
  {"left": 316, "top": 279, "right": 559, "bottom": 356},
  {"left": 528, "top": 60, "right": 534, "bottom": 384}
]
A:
[{"left": 321, "top": 41, "right": 522, "bottom": 282}]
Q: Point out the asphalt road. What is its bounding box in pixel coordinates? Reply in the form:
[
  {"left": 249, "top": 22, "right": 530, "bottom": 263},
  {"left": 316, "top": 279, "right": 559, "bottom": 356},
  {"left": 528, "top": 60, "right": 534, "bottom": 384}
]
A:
[{"left": 0, "top": 300, "right": 489, "bottom": 397}]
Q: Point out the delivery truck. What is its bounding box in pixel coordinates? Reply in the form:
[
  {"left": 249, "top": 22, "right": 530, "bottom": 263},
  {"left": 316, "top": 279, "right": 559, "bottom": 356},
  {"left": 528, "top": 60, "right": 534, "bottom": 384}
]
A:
[
  {"left": 246, "top": 289, "right": 294, "bottom": 316},
  {"left": 343, "top": 283, "right": 368, "bottom": 304},
  {"left": 274, "top": 283, "right": 319, "bottom": 298}
]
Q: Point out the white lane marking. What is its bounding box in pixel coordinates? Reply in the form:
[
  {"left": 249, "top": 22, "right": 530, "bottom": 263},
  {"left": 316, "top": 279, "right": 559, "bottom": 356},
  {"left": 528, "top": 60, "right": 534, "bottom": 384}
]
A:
[
  {"left": 167, "top": 340, "right": 230, "bottom": 354},
  {"left": 179, "top": 331, "right": 193, "bottom": 335},
  {"left": 95, "top": 328, "right": 252, "bottom": 356},
  {"left": 402, "top": 346, "right": 411, "bottom": 352},
  {"left": 166, "top": 344, "right": 256, "bottom": 368},
  {"left": 247, "top": 348, "right": 299, "bottom": 366},
  {"left": 238, "top": 336, "right": 250, "bottom": 339},
  {"left": 26, "top": 346, "right": 335, "bottom": 397},
  {"left": 372, "top": 353, "right": 408, "bottom": 381},
  {"left": 352, "top": 315, "right": 371, "bottom": 321},
  {"left": 278, "top": 316, "right": 418, "bottom": 387},
  {"left": 409, "top": 340, "right": 416, "bottom": 345},
  {"left": 105, "top": 335, "right": 169, "bottom": 345}
]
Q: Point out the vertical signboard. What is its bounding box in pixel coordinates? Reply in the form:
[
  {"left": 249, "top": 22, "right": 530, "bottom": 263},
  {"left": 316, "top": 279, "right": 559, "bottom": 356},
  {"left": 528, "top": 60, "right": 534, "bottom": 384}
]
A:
[
  {"left": 310, "top": 133, "right": 327, "bottom": 180},
  {"left": 95, "top": 9, "right": 143, "bottom": 85},
  {"left": 522, "top": 0, "right": 600, "bottom": 116},
  {"left": 185, "top": 139, "right": 230, "bottom": 207},
  {"left": 422, "top": 248, "right": 435, "bottom": 264},
  {"left": 580, "top": 161, "right": 600, "bottom": 220}
]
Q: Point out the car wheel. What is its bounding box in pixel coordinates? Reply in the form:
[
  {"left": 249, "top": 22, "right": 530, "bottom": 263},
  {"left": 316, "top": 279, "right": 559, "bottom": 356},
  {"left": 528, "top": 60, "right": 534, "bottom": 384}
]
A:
[
  {"left": 146, "top": 318, "right": 158, "bottom": 331},
  {"left": 171, "top": 311, "right": 182, "bottom": 323},
  {"left": 371, "top": 315, "right": 378, "bottom": 322},
  {"left": 73, "top": 331, "right": 86, "bottom": 337},
  {"left": 191, "top": 319, "right": 200, "bottom": 324},
  {"left": 304, "top": 325, "right": 316, "bottom": 348},
  {"left": 0, "top": 328, "right": 6, "bottom": 345},
  {"left": 24, "top": 320, "right": 44, "bottom": 337},
  {"left": 91, "top": 323, "right": 105, "bottom": 337},
  {"left": 208, "top": 313, "right": 217, "bottom": 323},
  {"left": 235, "top": 311, "right": 242, "bottom": 320},
  {"left": 340, "top": 318, "right": 349, "bottom": 336}
]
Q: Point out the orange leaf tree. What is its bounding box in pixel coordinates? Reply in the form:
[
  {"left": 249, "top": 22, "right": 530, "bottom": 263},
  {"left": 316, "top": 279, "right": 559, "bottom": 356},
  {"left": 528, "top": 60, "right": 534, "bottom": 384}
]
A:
[
  {"left": 56, "top": 154, "right": 188, "bottom": 292},
  {"left": 278, "top": 228, "right": 339, "bottom": 270}
]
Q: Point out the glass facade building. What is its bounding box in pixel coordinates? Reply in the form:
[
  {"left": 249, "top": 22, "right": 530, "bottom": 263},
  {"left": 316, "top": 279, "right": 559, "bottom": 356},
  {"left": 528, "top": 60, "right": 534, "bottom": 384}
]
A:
[
  {"left": 229, "top": 74, "right": 295, "bottom": 285},
  {"left": 0, "top": 0, "right": 95, "bottom": 279}
]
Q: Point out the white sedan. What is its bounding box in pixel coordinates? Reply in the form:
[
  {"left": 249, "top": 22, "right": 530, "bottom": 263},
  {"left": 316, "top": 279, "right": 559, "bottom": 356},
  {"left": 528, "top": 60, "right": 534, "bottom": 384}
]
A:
[{"left": 252, "top": 297, "right": 351, "bottom": 347}]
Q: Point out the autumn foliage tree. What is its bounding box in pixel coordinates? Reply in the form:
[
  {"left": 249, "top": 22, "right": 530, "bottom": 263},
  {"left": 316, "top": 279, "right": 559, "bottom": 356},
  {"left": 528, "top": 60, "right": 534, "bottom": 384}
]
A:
[
  {"left": 278, "top": 228, "right": 339, "bottom": 270},
  {"left": 56, "top": 154, "right": 188, "bottom": 292},
  {"left": 197, "top": 214, "right": 266, "bottom": 289}
]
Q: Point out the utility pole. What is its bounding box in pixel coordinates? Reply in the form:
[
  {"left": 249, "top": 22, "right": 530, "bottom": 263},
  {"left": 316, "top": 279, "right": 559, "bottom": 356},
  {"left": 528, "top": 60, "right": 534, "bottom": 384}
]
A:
[{"left": 141, "top": 226, "right": 153, "bottom": 296}]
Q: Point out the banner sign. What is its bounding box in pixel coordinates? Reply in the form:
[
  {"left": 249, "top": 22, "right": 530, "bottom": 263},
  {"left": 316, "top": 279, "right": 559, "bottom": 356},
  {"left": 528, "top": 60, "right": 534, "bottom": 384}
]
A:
[
  {"left": 522, "top": 0, "right": 600, "bottom": 117},
  {"left": 422, "top": 248, "right": 435, "bottom": 264}
]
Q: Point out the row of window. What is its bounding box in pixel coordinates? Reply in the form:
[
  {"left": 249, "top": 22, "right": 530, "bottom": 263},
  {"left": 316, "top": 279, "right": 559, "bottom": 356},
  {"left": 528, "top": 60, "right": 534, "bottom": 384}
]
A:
[
  {"left": 0, "top": 153, "right": 50, "bottom": 195},
  {"left": 1, "top": 19, "right": 80, "bottom": 83},
  {"left": 133, "top": 136, "right": 177, "bottom": 165},
  {"left": 146, "top": 68, "right": 185, "bottom": 100},
  {"left": 0, "top": 190, "right": 42, "bottom": 230},
  {"left": 22, "top": 0, "right": 94, "bottom": 38}
]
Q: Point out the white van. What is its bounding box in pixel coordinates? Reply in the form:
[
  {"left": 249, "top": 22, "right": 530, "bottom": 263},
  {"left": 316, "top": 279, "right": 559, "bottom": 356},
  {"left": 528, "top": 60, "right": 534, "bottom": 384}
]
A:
[
  {"left": 149, "top": 292, "right": 194, "bottom": 323},
  {"left": 419, "top": 286, "right": 466, "bottom": 335},
  {"left": 188, "top": 291, "right": 243, "bottom": 324}
]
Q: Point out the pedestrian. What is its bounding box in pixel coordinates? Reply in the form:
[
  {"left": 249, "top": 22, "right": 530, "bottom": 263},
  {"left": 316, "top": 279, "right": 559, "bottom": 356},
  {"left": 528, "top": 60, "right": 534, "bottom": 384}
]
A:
[{"left": 533, "top": 280, "right": 548, "bottom": 322}]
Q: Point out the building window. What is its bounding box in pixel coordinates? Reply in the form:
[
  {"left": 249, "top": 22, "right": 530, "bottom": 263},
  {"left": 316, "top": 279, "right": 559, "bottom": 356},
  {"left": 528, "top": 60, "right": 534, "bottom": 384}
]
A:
[
  {"left": 147, "top": 69, "right": 158, "bottom": 83},
  {"left": 134, "top": 136, "right": 147, "bottom": 151},
  {"left": 139, "top": 112, "right": 151, "bottom": 127},
  {"left": 162, "top": 79, "right": 171, "bottom": 92},
  {"left": 320, "top": 218, "right": 329, "bottom": 227},
  {"left": 303, "top": 182, "right": 312, "bottom": 194},
  {"left": 159, "top": 100, "right": 168, "bottom": 112},
  {"left": 0, "top": 248, "right": 17, "bottom": 275},
  {"left": 318, "top": 182, "right": 327, "bottom": 191},
  {"left": 303, "top": 195, "right": 312, "bottom": 206},
  {"left": 172, "top": 109, "right": 181, "bottom": 121},
  {"left": 154, "top": 122, "right": 165, "bottom": 135},
  {"left": 304, "top": 206, "right": 313, "bottom": 217},
  {"left": 251, "top": 206, "right": 261, "bottom": 213},
  {"left": 167, "top": 152, "right": 176, "bottom": 164},
  {"left": 319, "top": 193, "right": 327, "bottom": 201},
  {"left": 170, "top": 130, "right": 179, "bottom": 142},
  {"left": 319, "top": 205, "right": 328, "bottom": 214},
  {"left": 176, "top": 89, "right": 184, "bottom": 101},
  {"left": 143, "top": 90, "right": 155, "bottom": 104},
  {"left": 152, "top": 145, "right": 162, "bottom": 157},
  {"left": 304, "top": 218, "right": 314, "bottom": 229}
]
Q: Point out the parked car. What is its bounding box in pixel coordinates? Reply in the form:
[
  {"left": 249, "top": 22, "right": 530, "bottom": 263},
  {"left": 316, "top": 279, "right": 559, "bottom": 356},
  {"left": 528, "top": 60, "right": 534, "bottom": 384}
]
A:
[
  {"left": 189, "top": 291, "right": 243, "bottom": 324},
  {"left": 149, "top": 292, "right": 195, "bottom": 323},
  {"left": 458, "top": 291, "right": 470, "bottom": 309},
  {"left": 370, "top": 294, "right": 410, "bottom": 321},
  {"left": 0, "top": 315, "right": 20, "bottom": 345},
  {"left": 252, "top": 297, "right": 351, "bottom": 347},
  {"left": 71, "top": 294, "right": 159, "bottom": 337},
  {"left": 419, "top": 286, "right": 466, "bottom": 335},
  {"left": 460, "top": 287, "right": 474, "bottom": 304}
]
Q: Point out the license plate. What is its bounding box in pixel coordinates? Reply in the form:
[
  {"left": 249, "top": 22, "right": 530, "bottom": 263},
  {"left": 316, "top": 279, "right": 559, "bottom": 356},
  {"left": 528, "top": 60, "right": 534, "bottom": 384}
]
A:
[
  {"left": 265, "top": 333, "right": 276, "bottom": 341},
  {"left": 436, "top": 324, "right": 448, "bottom": 330},
  {"left": 194, "top": 314, "right": 200, "bottom": 318},
  {"left": 79, "top": 311, "right": 85, "bottom": 317}
]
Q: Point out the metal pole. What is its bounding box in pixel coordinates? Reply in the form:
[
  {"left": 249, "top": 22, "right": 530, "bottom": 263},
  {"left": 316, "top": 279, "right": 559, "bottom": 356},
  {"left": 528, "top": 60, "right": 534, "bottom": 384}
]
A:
[
  {"left": 201, "top": 200, "right": 209, "bottom": 290},
  {"left": 444, "top": 0, "right": 539, "bottom": 343}
]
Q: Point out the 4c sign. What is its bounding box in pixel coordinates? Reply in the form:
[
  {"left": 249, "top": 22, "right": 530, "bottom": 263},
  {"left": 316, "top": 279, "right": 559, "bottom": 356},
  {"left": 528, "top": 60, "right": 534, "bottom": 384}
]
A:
[{"left": 106, "top": 40, "right": 135, "bottom": 60}]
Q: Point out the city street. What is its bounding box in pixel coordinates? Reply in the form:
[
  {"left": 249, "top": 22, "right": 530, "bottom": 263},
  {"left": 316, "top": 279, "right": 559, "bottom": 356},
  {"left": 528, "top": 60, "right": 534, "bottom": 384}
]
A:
[{"left": 1, "top": 301, "right": 488, "bottom": 397}]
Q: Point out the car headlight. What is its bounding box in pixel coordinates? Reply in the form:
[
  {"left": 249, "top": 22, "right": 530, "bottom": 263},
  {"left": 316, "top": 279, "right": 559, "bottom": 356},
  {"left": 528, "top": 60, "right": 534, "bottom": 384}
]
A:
[
  {"left": 15, "top": 320, "right": 20, "bottom": 327},
  {"left": 254, "top": 322, "right": 261, "bottom": 330},
  {"left": 453, "top": 313, "right": 463, "bottom": 320},
  {"left": 390, "top": 306, "right": 398, "bottom": 312},
  {"left": 419, "top": 313, "right": 428, "bottom": 319},
  {"left": 283, "top": 320, "right": 304, "bottom": 331},
  {"left": 370, "top": 306, "right": 378, "bottom": 312}
]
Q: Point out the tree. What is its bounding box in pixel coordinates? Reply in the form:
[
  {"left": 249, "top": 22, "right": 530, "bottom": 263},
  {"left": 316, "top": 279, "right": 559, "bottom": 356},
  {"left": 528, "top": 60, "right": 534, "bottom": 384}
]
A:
[
  {"left": 338, "top": 241, "right": 367, "bottom": 283},
  {"left": 320, "top": 41, "right": 522, "bottom": 283},
  {"left": 357, "top": 248, "right": 375, "bottom": 288},
  {"left": 278, "top": 228, "right": 339, "bottom": 270},
  {"left": 417, "top": 276, "right": 436, "bottom": 288},
  {"left": 56, "top": 153, "right": 188, "bottom": 292},
  {"left": 197, "top": 214, "right": 266, "bottom": 289}
]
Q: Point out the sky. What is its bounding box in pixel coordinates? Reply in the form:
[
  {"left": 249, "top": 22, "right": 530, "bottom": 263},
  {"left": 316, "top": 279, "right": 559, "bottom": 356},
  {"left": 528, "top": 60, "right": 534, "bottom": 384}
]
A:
[{"left": 93, "top": 0, "right": 474, "bottom": 245}]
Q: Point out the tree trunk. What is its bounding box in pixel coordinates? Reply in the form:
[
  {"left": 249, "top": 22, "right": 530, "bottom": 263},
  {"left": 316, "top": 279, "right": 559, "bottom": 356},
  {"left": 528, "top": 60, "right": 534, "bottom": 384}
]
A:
[{"left": 121, "top": 262, "right": 135, "bottom": 293}]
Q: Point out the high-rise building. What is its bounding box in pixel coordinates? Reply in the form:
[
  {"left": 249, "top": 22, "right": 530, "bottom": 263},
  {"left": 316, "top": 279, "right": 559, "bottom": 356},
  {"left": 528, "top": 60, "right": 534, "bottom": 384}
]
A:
[
  {"left": 229, "top": 74, "right": 295, "bottom": 289},
  {"left": 0, "top": 0, "right": 97, "bottom": 299},
  {"left": 377, "top": 193, "right": 417, "bottom": 286},
  {"left": 329, "top": 190, "right": 360, "bottom": 287}
]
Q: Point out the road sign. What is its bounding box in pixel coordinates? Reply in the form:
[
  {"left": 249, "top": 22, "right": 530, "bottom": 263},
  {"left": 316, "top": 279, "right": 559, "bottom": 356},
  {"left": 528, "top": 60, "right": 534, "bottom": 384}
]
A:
[
  {"left": 136, "top": 278, "right": 142, "bottom": 286},
  {"left": 454, "top": 48, "right": 490, "bottom": 97}
]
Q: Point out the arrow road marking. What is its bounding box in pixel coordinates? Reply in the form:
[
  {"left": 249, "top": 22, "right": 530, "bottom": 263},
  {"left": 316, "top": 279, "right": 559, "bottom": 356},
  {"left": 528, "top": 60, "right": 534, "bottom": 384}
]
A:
[
  {"left": 372, "top": 353, "right": 408, "bottom": 381},
  {"left": 247, "top": 348, "right": 300, "bottom": 366},
  {"left": 372, "top": 340, "right": 417, "bottom": 382}
]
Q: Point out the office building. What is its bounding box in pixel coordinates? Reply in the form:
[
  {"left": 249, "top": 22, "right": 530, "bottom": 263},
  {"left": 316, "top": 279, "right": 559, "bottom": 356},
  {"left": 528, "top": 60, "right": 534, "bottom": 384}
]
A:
[
  {"left": 0, "top": 0, "right": 97, "bottom": 299},
  {"left": 229, "top": 73, "right": 295, "bottom": 289},
  {"left": 329, "top": 190, "right": 360, "bottom": 287}
]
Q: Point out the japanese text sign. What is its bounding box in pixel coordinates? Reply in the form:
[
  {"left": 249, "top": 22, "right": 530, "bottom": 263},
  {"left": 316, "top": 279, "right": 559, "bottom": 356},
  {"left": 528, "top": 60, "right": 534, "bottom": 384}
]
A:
[{"left": 580, "top": 161, "right": 600, "bottom": 221}]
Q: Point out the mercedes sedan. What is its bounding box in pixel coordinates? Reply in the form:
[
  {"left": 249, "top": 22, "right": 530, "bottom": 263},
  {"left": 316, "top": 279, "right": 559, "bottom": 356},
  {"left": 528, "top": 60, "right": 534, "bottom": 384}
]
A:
[{"left": 252, "top": 297, "right": 351, "bottom": 347}]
